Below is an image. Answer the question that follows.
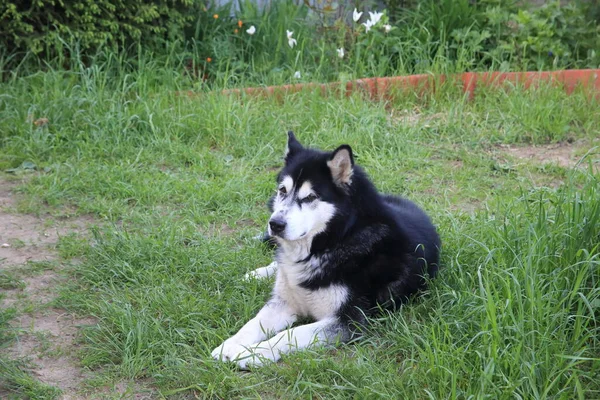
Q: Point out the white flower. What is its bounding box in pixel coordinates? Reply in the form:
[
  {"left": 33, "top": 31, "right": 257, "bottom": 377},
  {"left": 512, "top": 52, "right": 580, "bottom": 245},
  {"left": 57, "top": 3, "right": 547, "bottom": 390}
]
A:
[
  {"left": 294, "top": 71, "right": 301, "bottom": 79},
  {"left": 336, "top": 48, "right": 344, "bottom": 58},
  {"left": 368, "top": 11, "right": 383, "bottom": 25},
  {"left": 383, "top": 24, "right": 391, "bottom": 33},
  {"left": 362, "top": 19, "right": 375, "bottom": 33},
  {"left": 246, "top": 25, "right": 256, "bottom": 35},
  {"left": 352, "top": 8, "right": 363, "bottom": 22},
  {"left": 287, "top": 30, "right": 297, "bottom": 48}
]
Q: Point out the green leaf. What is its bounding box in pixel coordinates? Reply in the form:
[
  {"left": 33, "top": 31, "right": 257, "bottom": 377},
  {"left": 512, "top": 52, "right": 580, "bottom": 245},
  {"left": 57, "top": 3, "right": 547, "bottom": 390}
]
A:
[{"left": 21, "top": 161, "right": 37, "bottom": 170}]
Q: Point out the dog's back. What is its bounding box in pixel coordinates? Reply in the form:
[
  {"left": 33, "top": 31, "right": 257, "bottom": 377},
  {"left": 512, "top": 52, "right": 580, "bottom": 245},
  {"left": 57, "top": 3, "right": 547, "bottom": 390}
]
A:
[
  {"left": 383, "top": 194, "right": 440, "bottom": 278},
  {"left": 359, "top": 194, "right": 441, "bottom": 309}
]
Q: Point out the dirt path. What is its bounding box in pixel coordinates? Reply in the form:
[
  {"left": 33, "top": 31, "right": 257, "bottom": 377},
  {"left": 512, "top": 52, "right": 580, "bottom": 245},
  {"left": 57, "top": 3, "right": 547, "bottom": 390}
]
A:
[{"left": 0, "top": 176, "right": 95, "bottom": 398}]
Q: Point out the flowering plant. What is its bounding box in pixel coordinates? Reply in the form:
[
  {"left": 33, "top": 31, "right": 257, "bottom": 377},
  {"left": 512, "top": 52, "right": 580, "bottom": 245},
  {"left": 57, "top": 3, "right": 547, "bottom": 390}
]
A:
[{"left": 185, "top": 2, "right": 403, "bottom": 85}]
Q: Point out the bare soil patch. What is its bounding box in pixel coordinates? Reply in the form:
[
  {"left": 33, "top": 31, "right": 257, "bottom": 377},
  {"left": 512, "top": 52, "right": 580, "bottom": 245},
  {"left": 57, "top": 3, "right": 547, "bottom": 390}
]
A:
[
  {"left": 1, "top": 176, "right": 158, "bottom": 398},
  {"left": 499, "top": 139, "right": 600, "bottom": 173},
  {"left": 0, "top": 176, "right": 96, "bottom": 397},
  {"left": 7, "top": 312, "right": 96, "bottom": 393}
]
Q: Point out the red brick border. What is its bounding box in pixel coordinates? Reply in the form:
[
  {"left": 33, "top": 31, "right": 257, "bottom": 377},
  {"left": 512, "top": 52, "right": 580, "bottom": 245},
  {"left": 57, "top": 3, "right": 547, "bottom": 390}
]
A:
[{"left": 179, "top": 69, "right": 600, "bottom": 100}]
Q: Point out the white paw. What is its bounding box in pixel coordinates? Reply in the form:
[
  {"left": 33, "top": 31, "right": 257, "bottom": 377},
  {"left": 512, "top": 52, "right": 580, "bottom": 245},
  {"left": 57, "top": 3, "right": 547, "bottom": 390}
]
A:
[
  {"left": 244, "top": 262, "right": 277, "bottom": 281},
  {"left": 234, "top": 347, "right": 275, "bottom": 370},
  {"left": 243, "top": 270, "right": 258, "bottom": 281},
  {"left": 211, "top": 339, "right": 246, "bottom": 362},
  {"left": 244, "top": 269, "right": 269, "bottom": 281}
]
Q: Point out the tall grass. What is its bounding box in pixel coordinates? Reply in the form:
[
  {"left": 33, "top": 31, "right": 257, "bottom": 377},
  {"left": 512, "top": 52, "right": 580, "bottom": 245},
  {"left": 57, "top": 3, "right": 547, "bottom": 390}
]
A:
[{"left": 385, "top": 176, "right": 600, "bottom": 399}]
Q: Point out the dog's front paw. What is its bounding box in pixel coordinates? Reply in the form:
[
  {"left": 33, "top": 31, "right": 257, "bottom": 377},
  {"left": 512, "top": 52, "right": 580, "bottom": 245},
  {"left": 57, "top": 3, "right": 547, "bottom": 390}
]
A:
[
  {"left": 234, "top": 347, "right": 274, "bottom": 370},
  {"left": 243, "top": 270, "right": 260, "bottom": 281},
  {"left": 244, "top": 262, "right": 278, "bottom": 281},
  {"left": 211, "top": 339, "right": 246, "bottom": 362},
  {"left": 243, "top": 269, "right": 270, "bottom": 281}
]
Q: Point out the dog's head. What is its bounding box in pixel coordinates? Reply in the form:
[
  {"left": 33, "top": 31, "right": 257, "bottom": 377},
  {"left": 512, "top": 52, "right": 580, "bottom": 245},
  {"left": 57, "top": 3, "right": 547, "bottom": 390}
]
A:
[{"left": 267, "top": 131, "right": 354, "bottom": 242}]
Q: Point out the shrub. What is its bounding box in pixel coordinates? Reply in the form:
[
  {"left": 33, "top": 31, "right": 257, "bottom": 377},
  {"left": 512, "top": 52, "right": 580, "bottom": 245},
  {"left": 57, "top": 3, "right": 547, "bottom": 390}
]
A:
[
  {"left": 0, "top": 0, "right": 198, "bottom": 56},
  {"left": 494, "top": 1, "right": 600, "bottom": 68},
  {"left": 390, "top": 0, "right": 600, "bottom": 70}
]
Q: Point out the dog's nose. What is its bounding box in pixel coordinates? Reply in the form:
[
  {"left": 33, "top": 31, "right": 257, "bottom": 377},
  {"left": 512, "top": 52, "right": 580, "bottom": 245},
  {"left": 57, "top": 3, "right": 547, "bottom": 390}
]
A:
[{"left": 269, "top": 218, "right": 286, "bottom": 234}]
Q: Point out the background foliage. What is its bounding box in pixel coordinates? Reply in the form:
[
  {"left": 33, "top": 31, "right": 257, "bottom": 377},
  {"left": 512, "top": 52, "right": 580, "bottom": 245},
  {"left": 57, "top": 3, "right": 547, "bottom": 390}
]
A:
[
  {"left": 0, "top": 0, "right": 196, "bottom": 55},
  {"left": 1, "top": 0, "right": 599, "bottom": 85}
]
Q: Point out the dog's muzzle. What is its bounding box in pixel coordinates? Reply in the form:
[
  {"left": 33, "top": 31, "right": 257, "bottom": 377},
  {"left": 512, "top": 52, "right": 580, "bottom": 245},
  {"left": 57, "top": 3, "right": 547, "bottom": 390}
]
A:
[{"left": 268, "top": 218, "right": 286, "bottom": 236}]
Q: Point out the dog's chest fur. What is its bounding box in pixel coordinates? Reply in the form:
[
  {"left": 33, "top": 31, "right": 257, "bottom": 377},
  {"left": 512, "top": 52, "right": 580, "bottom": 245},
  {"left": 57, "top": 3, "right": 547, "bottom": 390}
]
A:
[{"left": 274, "top": 245, "right": 348, "bottom": 320}]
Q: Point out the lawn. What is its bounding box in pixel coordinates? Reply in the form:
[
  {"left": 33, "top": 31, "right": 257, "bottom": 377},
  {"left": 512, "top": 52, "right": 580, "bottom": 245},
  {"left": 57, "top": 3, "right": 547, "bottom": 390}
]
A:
[{"left": 0, "top": 61, "right": 599, "bottom": 398}]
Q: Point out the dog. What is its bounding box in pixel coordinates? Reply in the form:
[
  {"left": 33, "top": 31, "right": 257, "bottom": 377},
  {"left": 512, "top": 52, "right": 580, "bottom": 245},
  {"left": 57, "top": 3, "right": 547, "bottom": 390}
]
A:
[{"left": 212, "top": 131, "right": 441, "bottom": 369}]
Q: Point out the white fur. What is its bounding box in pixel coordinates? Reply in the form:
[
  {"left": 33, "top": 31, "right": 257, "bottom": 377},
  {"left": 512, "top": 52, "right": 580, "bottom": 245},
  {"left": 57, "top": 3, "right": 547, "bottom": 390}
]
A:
[
  {"left": 281, "top": 175, "right": 293, "bottom": 193},
  {"left": 234, "top": 317, "right": 339, "bottom": 369},
  {"left": 211, "top": 299, "right": 297, "bottom": 362},
  {"left": 269, "top": 177, "right": 336, "bottom": 242},
  {"left": 297, "top": 181, "right": 313, "bottom": 199},
  {"left": 275, "top": 247, "right": 347, "bottom": 319},
  {"left": 283, "top": 200, "right": 335, "bottom": 241},
  {"left": 244, "top": 261, "right": 278, "bottom": 280},
  {"left": 213, "top": 239, "right": 349, "bottom": 367}
]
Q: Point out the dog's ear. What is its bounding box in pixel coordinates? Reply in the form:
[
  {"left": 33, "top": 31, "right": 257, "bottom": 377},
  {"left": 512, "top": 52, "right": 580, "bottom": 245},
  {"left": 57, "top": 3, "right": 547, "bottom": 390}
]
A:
[
  {"left": 327, "top": 145, "right": 354, "bottom": 187},
  {"left": 285, "top": 131, "right": 303, "bottom": 163}
]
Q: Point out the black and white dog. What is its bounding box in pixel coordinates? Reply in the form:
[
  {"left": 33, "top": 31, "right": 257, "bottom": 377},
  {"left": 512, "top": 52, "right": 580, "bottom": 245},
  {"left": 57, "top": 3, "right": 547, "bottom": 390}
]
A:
[{"left": 212, "top": 132, "right": 441, "bottom": 369}]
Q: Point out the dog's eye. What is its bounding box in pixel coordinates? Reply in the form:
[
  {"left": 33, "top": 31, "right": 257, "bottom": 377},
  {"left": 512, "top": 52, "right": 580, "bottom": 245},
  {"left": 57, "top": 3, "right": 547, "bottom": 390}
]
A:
[
  {"left": 278, "top": 186, "right": 287, "bottom": 196},
  {"left": 302, "top": 194, "right": 318, "bottom": 203}
]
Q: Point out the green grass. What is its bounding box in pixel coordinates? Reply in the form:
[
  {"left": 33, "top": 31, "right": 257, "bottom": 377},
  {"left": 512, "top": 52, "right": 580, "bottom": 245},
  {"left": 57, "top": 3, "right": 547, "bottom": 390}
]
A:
[{"left": 0, "top": 58, "right": 599, "bottom": 398}]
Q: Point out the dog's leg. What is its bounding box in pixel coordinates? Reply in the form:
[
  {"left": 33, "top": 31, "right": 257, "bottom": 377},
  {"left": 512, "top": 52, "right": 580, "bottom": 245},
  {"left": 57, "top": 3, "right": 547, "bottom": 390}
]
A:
[
  {"left": 234, "top": 317, "right": 348, "bottom": 369},
  {"left": 244, "top": 261, "right": 278, "bottom": 280},
  {"left": 211, "top": 296, "right": 296, "bottom": 362}
]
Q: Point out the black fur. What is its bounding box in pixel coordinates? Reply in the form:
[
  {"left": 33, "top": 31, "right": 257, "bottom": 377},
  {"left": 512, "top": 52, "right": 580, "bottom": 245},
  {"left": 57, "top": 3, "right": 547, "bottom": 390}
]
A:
[{"left": 277, "top": 132, "right": 440, "bottom": 327}]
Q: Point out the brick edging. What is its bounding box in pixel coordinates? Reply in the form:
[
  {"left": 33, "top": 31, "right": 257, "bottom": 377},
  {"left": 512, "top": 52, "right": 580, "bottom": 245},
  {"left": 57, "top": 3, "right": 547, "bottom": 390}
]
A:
[{"left": 179, "top": 69, "right": 600, "bottom": 100}]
